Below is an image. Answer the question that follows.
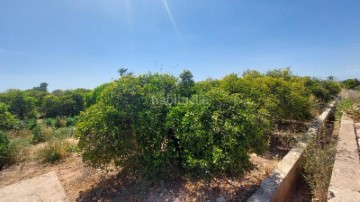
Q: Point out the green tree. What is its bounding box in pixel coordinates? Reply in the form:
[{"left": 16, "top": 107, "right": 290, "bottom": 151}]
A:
[
  {"left": 77, "top": 74, "right": 177, "bottom": 178},
  {"left": 118, "top": 68, "right": 133, "bottom": 77},
  {"left": 343, "top": 78, "right": 360, "bottom": 89},
  {"left": 0, "top": 90, "right": 36, "bottom": 120},
  {"left": 219, "top": 69, "right": 313, "bottom": 122},
  {"left": 178, "top": 70, "right": 195, "bottom": 98},
  {"left": 33, "top": 82, "right": 48, "bottom": 92},
  {"left": 0, "top": 103, "right": 18, "bottom": 130},
  {"left": 167, "top": 89, "right": 270, "bottom": 178},
  {"left": 42, "top": 89, "right": 87, "bottom": 118},
  {"left": 85, "top": 83, "right": 111, "bottom": 107}
]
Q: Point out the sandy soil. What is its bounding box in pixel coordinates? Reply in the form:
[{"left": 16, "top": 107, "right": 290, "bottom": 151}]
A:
[{"left": 0, "top": 152, "right": 278, "bottom": 202}]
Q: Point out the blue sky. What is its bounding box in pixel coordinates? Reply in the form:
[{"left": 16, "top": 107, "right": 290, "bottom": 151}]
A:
[{"left": 1, "top": 0, "right": 359, "bottom": 91}]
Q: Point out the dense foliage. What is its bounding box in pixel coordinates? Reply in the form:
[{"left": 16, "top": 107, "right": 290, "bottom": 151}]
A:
[
  {"left": 342, "top": 78, "right": 360, "bottom": 89},
  {"left": 0, "top": 84, "right": 89, "bottom": 121},
  {"left": 42, "top": 89, "right": 88, "bottom": 118},
  {"left": 0, "top": 103, "right": 18, "bottom": 130},
  {"left": 0, "top": 69, "right": 342, "bottom": 178},
  {"left": 0, "top": 131, "right": 10, "bottom": 169},
  {"left": 77, "top": 74, "right": 178, "bottom": 178},
  {"left": 167, "top": 89, "right": 270, "bottom": 178},
  {"left": 76, "top": 68, "right": 341, "bottom": 180}
]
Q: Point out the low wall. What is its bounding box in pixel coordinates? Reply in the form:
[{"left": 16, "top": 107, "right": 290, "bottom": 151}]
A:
[{"left": 248, "top": 101, "right": 336, "bottom": 202}]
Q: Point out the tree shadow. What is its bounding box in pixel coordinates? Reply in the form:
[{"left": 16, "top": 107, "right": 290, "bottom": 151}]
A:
[{"left": 76, "top": 166, "right": 263, "bottom": 202}]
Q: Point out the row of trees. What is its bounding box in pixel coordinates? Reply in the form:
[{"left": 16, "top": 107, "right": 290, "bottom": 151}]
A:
[
  {"left": 76, "top": 68, "right": 341, "bottom": 180},
  {"left": 342, "top": 78, "right": 360, "bottom": 89},
  {"left": 0, "top": 68, "right": 344, "bottom": 173},
  {"left": 0, "top": 83, "right": 90, "bottom": 131}
]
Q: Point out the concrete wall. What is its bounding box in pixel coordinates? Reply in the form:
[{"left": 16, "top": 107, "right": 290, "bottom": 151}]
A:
[{"left": 248, "top": 101, "right": 336, "bottom": 202}]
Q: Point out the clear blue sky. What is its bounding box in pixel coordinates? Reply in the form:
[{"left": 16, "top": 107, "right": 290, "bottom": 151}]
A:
[{"left": 1, "top": 0, "right": 359, "bottom": 92}]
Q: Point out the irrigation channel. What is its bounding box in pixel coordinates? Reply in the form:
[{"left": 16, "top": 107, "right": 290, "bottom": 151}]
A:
[{"left": 248, "top": 101, "right": 337, "bottom": 202}]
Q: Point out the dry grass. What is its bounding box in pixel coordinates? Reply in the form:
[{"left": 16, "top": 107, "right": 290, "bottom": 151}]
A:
[
  {"left": 339, "top": 89, "right": 360, "bottom": 121},
  {"left": 35, "top": 139, "right": 78, "bottom": 163},
  {"left": 303, "top": 115, "right": 337, "bottom": 202},
  {"left": 4, "top": 126, "right": 77, "bottom": 165},
  {"left": 340, "top": 89, "right": 360, "bottom": 103}
]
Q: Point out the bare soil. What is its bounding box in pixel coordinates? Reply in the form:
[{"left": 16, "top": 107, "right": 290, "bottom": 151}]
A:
[
  {"left": 76, "top": 153, "right": 278, "bottom": 202},
  {"left": 0, "top": 152, "right": 277, "bottom": 201}
]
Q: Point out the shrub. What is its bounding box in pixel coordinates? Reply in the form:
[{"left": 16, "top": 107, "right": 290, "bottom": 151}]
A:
[
  {"left": 303, "top": 129, "right": 336, "bottom": 201},
  {"left": 66, "top": 116, "right": 78, "bottom": 127},
  {"left": 335, "top": 99, "right": 353, "bottom": 120},
  {"left": 26, "top": 118, "right": 37, "bottom": 130},
  {"left": 55, "top": 117, "right": 66, "bottom": 128},
  {"left": 167, "top": 89, "right": 270, "bottom": 179},
  {"left": 0, "top": 103, "right": 18, "bottom": 130},
  {"left": 36, "top": 140, "right": 76, "bottom": 163},
  {"left": 43, "top": 118, "right": 56, "bottom": 127},
  {"left": 76, "top": 74, "right": 178, "bottom": 178},
  {"left": 342, "top": 78, "right": 360, "bottom": 89},
  {"left": 31, "top": 125, "right": 45, "bottom": 144},
  {"left": 0, "top": 131, "right": 10, "bottom": 169},
  {"left": 219, "top": 69, "right": 313, "bottom": 123},
  {"left": 7, "top": 138, "right": 30, "bottom": 163},
  {"left": 52, "top": 127, "right": 73, "bottom": 140}
]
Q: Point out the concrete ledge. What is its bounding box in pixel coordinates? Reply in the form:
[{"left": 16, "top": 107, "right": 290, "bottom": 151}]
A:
[
  {"left": 248, "top": 101, "right": 336, "bottom": 202},
  {"left": 0, "top": 172, "right": 69, "bottom": 202},
  {"left": 356, "top": 123, "right": 360, "bottom": 155},
  {"left": 328, "top": 115, "right": 360, "bottom": 202}
]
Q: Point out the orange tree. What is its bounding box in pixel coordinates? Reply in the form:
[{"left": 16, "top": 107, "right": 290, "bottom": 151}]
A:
[{"left": 76, "top": 72, "right": 270, "bottom": 180}]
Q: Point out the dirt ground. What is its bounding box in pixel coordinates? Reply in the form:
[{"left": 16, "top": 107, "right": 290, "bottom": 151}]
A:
[{"left": 0, "top": 152, "right": 278, "bottom": 201}]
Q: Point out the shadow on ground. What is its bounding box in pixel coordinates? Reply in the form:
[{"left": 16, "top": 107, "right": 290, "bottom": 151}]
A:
[{"left": 76, "top": 166, "right": 260, "bottom": 202}]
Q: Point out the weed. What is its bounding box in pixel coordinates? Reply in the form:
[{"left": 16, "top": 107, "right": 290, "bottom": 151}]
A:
[
  {"left": 52, "top": 127, "right": 73, "bottom": 140},
  {"left": 55, "top": 117, "right": 67, "bottom": 128},
  {"left": 36, "top": 140, "right": 77, "bottom": 164},
  {"left": 31, "top": 125, "right": 45, "bottom": 144},
  {"left": 43, "top": 118, "right": 56, "bottom": 127},
  {"left": 66, "top": 116, "right": 78, "bottom": 127},
  {"left": 335, "top": 99, "right": 353, "bottom": 121},
  {"left": 8, "top": 138, "right": 32, "bottom": 163},
  {"left": 303, "top": 126, "right": 336, "bottom": 201}
]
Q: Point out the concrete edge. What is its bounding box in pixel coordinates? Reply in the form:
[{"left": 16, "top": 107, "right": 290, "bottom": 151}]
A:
[
  {"left": 355, "top": 123, "right": 360, "bottom": 156},
  {"left": 247, "top": 101, "right": 336, "bottom": 202}
]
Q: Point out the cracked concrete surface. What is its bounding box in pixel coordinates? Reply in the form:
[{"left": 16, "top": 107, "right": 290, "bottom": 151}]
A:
[
  {"left": 0, "top": 171, "right": 68, "bottom": 202},
  {"left": 328, "top": 115, "right": 360, "bottom": 202}
]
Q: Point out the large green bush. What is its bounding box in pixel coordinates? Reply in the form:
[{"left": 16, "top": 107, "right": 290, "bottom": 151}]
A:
[
  {"left": 77, "top": 74, "right": 178, "bottom": 178},
  {"left": 0, "top": 90, "right": 37, "bottom": 120},
  {"left": 167, "top": 89, "right": 270, "bottom": 178},
  {"left": 342, "top": 78, "right": 360, "bottom": 89},
  {"left": 0, "top": 131, "right": 10, "bottom": 169},
  {"left": 219, "top": 69, "right": 312, "bottom": 122},
  {"left": 76, "top": 69, "right": 340, "bottom": 181},
  {"left": 77, "top": 73, "right": 270, "bottom": 179}
]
